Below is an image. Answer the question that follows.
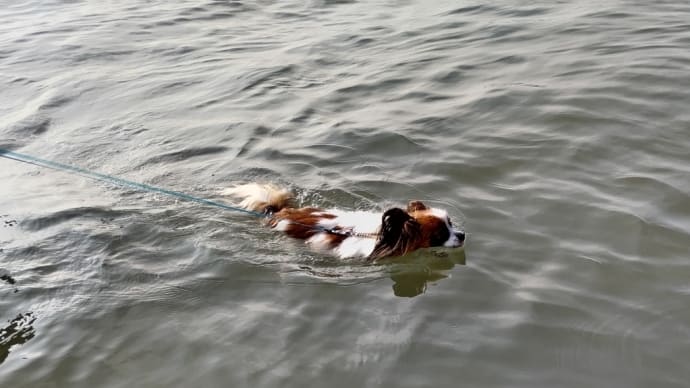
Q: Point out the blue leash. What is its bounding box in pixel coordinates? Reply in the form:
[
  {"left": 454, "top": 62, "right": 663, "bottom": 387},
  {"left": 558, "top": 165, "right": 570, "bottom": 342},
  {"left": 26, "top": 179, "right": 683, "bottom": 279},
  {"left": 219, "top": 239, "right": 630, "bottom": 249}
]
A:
[
  {"left": 0, "top": 148, "right": 378, "bottom": 238},
  {"left": 0, "top": 148, "right": 267, "bottom": 218}
]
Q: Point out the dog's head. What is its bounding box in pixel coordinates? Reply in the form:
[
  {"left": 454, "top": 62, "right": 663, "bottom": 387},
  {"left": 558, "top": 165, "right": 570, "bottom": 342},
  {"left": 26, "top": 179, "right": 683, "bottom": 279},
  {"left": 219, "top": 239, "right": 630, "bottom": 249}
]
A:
[{"left": 369, "top": 200, "right": 465, "bottom": 259}]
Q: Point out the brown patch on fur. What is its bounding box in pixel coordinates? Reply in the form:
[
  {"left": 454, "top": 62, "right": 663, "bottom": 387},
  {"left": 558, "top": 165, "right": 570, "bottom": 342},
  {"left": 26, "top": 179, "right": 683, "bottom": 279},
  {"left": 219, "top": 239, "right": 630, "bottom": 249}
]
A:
[
  {"left": 414, "top": 214, "right": 451, "bottom": 247},
  {"left": 268, "top": 207, "right": 336, "bottom": 240}
]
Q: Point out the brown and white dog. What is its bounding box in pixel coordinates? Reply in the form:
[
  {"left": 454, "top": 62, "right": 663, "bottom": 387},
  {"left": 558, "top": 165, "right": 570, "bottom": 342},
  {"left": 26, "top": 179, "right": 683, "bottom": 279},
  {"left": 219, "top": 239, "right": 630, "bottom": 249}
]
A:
[{"left": 223, "top": 183, "right": 465, "bottom": 260}]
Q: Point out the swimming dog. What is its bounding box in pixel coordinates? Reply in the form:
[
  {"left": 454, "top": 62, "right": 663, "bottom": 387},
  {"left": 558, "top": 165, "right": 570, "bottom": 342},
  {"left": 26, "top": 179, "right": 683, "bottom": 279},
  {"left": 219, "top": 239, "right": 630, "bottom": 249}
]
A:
[{"left": 223, "top": 183, "right": 465, "bottom": 260}]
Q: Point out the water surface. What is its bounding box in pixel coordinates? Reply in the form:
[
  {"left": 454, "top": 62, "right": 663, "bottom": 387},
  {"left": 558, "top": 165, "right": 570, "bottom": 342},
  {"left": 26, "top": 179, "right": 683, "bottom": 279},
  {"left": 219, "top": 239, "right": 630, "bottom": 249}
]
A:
[{"left": 1, "top": 1, "right": 690, "bottom": 387}]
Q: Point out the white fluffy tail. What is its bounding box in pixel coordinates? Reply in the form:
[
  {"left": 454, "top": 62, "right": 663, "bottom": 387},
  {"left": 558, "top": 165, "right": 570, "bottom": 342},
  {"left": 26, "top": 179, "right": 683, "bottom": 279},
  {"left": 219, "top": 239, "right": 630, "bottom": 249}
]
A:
[{"left": 222, "top": 183, "right": 293, "bottom": 213}]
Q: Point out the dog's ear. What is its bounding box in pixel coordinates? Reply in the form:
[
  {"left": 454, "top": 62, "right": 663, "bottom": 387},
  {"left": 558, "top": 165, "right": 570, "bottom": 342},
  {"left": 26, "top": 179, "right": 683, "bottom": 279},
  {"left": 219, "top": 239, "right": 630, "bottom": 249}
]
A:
[
  {"left": 407, "top": 200, "right": 428, "bottom": 212},
  {"left": 369, "top": 208, "right": 421, "bottom": 260},
  {"left": 381, "top": 208, "right": 414, "bottom": 235}
]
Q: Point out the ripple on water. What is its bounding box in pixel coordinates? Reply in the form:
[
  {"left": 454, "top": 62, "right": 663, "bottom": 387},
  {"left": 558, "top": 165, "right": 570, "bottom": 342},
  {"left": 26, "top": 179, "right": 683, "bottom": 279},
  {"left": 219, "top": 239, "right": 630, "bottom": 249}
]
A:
[
  {"left": 140, "top": 146, "right": 229, "bottom": 166},
  {"left": 7, "top": 116, "right": 51, "bottom": 136},
  {"left": 2, "top": 0, "right": 690, "bottom": 386},
  {"left": 20, "top": 207, "right": 132, "bottom": 232}
]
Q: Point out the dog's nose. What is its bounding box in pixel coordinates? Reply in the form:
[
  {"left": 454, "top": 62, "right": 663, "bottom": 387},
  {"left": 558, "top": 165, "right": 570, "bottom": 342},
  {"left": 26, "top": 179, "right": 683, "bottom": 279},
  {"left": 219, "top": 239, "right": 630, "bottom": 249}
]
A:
[{"left": 455, "top": 231, "right": 465, "bottom": 242}]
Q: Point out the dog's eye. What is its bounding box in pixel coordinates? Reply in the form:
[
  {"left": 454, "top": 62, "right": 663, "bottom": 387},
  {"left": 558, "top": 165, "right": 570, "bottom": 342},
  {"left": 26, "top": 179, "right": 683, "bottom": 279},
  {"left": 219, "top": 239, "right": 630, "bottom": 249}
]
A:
[{"left": 430, "top": 227, "right": 451, "bottom": 246}]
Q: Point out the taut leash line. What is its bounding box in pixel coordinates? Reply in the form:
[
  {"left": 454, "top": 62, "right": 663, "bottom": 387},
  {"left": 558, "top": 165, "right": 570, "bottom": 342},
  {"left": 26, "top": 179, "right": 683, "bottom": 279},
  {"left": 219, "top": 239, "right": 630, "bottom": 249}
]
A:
[
  {"left": 0, "top": 148, "right": 380, "bottom": 239},
  {"left": 0, "top": 148, "right": 266, "bottom": 218}
]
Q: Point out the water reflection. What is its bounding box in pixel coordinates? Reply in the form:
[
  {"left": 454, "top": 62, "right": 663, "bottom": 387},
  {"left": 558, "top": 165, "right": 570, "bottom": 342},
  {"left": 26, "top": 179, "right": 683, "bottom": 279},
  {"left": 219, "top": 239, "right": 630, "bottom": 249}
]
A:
[
  {"left": 388, "top": 248, "right": 467, "bottom": 298},
  {"left": 293, "top": 248, "right": 466, "bottom": 297},
  {"left": 0, "top": 312, "right": 36, "bottom": 365}
]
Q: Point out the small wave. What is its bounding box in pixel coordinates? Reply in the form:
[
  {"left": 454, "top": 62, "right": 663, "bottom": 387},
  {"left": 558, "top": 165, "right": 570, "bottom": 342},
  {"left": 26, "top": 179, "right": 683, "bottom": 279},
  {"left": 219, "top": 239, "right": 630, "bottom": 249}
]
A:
[
  {"left": 21, "top": 207, "right": 132, "bottom": 232},
  {"left": 141, "top": 146, "right": 229, "bottom": 166}
]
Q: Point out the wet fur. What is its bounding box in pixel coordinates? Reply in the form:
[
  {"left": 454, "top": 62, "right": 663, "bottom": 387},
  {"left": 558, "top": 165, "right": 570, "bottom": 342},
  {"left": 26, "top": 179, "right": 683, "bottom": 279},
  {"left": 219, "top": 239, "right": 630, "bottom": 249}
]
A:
[
  {"left": 224, "top": 183, "right": 464, "bottom": 260},
  {"left": 370, "top": 208, "right": 423, "bottom": 259}
]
